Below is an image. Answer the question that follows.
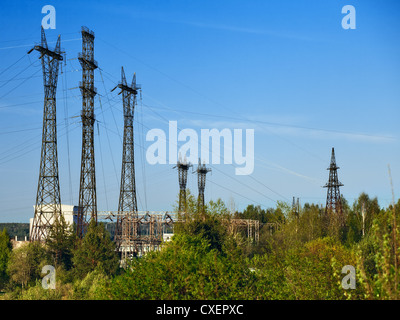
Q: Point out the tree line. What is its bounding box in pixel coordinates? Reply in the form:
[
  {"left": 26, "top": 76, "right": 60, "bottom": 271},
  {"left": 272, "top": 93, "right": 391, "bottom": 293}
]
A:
[{"left": 0, "top": 190, "right": 399, "bottom": 300}]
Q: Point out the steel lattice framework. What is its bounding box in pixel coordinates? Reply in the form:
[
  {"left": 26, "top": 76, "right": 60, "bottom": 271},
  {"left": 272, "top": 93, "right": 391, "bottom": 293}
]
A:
[
  {"left": 28, "top": 27, "right": 63, "bottom": 242},
  {"left": 77, "top": 27, "right": 98, "bottom": 237},
  {"left": 323, "top": 147, "right": 344, "bottom": 225},
  {"left": 94, "top": 211, "right": 259, "bottom": 255},
  {"left": 112, "top": 67, "right": 141, "bottom": 257},
  {"left": 195, "top": 159, "right": 211, "bottom": 215},
  {"left": 173, "top": 159, "right": 192, "bottom": 215}
]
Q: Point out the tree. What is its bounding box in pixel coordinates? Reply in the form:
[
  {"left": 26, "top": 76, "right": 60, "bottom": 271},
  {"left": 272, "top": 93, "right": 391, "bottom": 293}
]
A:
[
  {"left": 46, "top": 214, "right": 76, "bottom": 270},
  {"left": 356, "top": 203, "right": 400, "bottom": 299},
  {"left": 104, "top": 233, "right": 256, "bottom": 300},
  {"left": 72, "top": 220, "right": 119, "bottom": 279},
  {"left": 174, "top": 196, "right": 232, "bottom": 253},
  {"left": 0, "top": 229, "right": 12, "bottom": 288},
  {"left": 351, "top": 193, "right": 381, "bottom": 239},
  {"left": 7, "top": 242, "right": 49, "bottom": 289},
  {"left": 282, "top": 237, "right": 364, "bottom": 299}
]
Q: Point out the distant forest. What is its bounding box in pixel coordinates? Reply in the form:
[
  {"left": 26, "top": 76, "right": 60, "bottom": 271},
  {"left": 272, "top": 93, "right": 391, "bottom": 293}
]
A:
[
  {"left": 0, "top": 223, "right": 117, "bottom": 240},
  {"left": 0, "top": 224, "right": 30, "bottom": 239}
]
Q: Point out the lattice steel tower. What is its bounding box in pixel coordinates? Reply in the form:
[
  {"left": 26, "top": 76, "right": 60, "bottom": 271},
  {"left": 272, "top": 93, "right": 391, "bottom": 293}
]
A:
[
  {"left": 323, "top": 147, "right": 344, "bottom": 223},
  {"left": 77, "top": 27, "right": 98, "bottom": 237},
  {"left": 174, "top": 158, "right": 192, "bottom": 215},
  {"left": 292, "top": 197, "right": 300, "bottom": 217},
  {"left": 28, "top": 27, "right": 63, "bottom": 241},
  {"left": 112, "top": 67, "right": 140, "bottom": 256},
  {"left": 196, "top": 159, "right": 211, "bottom": 215}
]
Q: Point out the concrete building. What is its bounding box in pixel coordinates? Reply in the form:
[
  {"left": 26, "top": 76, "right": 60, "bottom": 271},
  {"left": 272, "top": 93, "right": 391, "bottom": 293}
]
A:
[
  {"left": 29, "top": 204, "right": 80, "bottom": 241},
  {"left": 10, "top": 235, "right": 29, "bottom": 249}
]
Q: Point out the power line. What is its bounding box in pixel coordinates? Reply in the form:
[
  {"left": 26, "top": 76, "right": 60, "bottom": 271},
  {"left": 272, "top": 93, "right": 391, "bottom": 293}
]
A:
[
  {"left": 207, "top": 178, "right": 268, "bottom": 208},
  {"left": 97, "top": 122, "right": 110, "bottom": 211},
  {"left": 61, "top": 58, "right": 74, "bottom": 205},
  {"left": 0, "top": 58, "right": 38, "bottom": 89},
  {"left": 140, "top": 102, "right": 394, "bottom": 141},
  {"left": 98, "top": 38, "right": 327, "bottom": 163},
  {"left": 136, "top": 102, "right": 281, "bottom": 206},
  {"left": 0, "top": 53, "right": 27, "bottom": 76},
  {"left": 0, "top": 67, "right": 42, "bottom": 99},
  {"left": 0, "top": 127, "right": 42, "bottom": 135}
]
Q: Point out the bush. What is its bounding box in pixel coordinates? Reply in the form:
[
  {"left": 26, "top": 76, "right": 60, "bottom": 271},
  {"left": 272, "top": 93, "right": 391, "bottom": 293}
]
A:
[{"left": 106, "top": 233, "right": 256, "bottom": 300}]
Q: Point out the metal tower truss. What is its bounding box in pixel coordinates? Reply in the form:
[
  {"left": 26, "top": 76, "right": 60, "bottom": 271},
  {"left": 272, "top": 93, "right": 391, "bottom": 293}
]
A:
[
  {"left": 112, "top": 67, "right": 141, "bottom": 257},
  {"left": 323, "top": 147, "right": 344, "bottom": 225},
  {"left": 173, "top": 158, "right": 192, "bottom": 216},
  {"left": 28, "top": 27, "right": 63, "bottom": 241},
  {"left": 77, "top": 26, "right": 98, "bottom": 237},
  {"left": 195, "top": 158, "right": 211, "bottom": 215}
]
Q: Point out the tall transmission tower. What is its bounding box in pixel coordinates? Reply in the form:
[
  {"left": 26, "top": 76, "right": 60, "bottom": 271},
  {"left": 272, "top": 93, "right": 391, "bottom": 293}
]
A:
[
  {"left": 112, "top": 67, "right": 140, "bottom": 257},
  {"left": 323, "top": 147, "right": 344, "bottom": 224},
  {"left": 28, "top": 27, "right": 63, "bottom": 242},
  {"left": 196, "top": 159, "right": 211, "bottom": 215},
  {"left": 173, "top": 157, "right": 192, "bottom": 216},
  {"left": 77, "top": 27, "right": 98, "bottom": 237}
]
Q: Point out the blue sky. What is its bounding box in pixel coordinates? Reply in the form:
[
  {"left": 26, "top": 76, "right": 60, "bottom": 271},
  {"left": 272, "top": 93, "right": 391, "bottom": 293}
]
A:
[{"left": 0, "top": 0, "right": 399, "bottom": 222}]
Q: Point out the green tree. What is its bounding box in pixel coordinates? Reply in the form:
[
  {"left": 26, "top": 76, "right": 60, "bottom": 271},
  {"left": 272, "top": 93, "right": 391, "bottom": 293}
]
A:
[
  {"left": 46, "top": 215, "right": 76, "bottom": 270},
  {"left": 7, "top": 242, "right": 49, "bottom": 289},
  {"left": 353, "top": 193, "right": 380, "bottom": 235},
  {"left": 0, "top": 229, "right": 12, "bottom": 288},
  {"left": 72, "top": 220, "right": 119, "bottom": 279},
  {"left": 104, "top": 233, "right": 255, "bottom": 300},
  {"left": 283, "top": 237, "right": 364, "bottom": 299},
  {"left": 175, "top": 196, "right": 233, "bottom": 253},
  {"left": 356, "top": 203, "right": 400, "bottom": 299}
]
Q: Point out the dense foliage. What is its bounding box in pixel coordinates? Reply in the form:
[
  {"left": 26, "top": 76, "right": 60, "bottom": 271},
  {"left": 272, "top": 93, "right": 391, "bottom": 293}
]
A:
[{"left": 0, "top": 191, "right": 399, "bottom": 300}]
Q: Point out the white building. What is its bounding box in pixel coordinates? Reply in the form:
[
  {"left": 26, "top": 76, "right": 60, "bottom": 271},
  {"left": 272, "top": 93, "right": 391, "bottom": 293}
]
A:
[
  {"left": 29, "top": 204, "right": 79, "bottom": 240},
  {"left": 163, "top": 233, "right": 174, "bottom": 242}
]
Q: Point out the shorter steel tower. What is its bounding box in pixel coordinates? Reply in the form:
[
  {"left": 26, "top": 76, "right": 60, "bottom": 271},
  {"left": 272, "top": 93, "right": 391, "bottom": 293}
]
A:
[
  {"left": 195, "top": 159, "right": 211, "bottom": 215},
  {"left": 173, "top": 157, "right": 192, "bottom": 216},
  {"left": 323, "top": 147, "right": 344, "bottom": 225},
  {"left": 112, "top": 67, "right": 140, "bottom": 257}
]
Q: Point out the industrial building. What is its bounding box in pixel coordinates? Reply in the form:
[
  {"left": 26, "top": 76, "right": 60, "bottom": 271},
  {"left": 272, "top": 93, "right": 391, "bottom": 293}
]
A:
[{"left": 29, "top": 204, "right": 79, "bottom": 241}]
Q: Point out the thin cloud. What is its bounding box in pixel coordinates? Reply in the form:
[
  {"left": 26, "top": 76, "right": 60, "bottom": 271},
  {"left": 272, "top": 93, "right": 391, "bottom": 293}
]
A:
[
  {"left": 119, "top": 9, "right": 316, "bottom": 42},
  {"left": 0, "top": 38, "right": 82, "bottom": 51},
  {"left": 183, "top": 117, "right": 396, "bottom": 144},
  {"left": 256, "top": 158, "right": 322, "bottom": 186},
  {"left": 179, "top": 20, "right": 315, "bottom": 42}
]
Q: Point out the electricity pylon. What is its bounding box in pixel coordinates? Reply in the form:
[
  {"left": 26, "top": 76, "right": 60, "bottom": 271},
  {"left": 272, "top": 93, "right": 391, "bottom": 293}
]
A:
[
  {"left": 323, "top": 147, "right": 344, "bottom": 226},
  {"left": 112, "top": 67, "right": 140, "bottom": 258},
  {"left": 77, "top": 27, "right": 98, "bottom": 237},
  {"left": 173, "top": 157, "right": 192, "bottom": 217},
  {"left": 195, "top": 159, "right": 211, "bottom": 215},
  {"left": 28, "top": 27, "right": 63, "bottom": 241}
]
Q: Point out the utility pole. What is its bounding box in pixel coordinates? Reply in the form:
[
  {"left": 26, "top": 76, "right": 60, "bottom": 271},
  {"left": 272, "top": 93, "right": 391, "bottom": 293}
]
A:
[
  {"left": 173, "top": 157, "right": 192, "bottom": 217},
  {"left": 28, "top": 27, "right": 63, "bottom": 242},
  {"left": 195, "top": 159, "right": 211, "bottom": 216},
  {"left": 112, "top": 67, "right": 140, "bottom": 258},
  {"left": 77, "top": 26, "right": 98, "bottom": 237},
  {"left": 323, "top": 147, "right": 344, "bottom": 226}
]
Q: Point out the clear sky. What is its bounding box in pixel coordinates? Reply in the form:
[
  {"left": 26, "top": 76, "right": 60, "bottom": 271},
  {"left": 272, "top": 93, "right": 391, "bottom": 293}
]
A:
[{"left": 0, "top": 0, "right": 399, "bottom": 222}]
